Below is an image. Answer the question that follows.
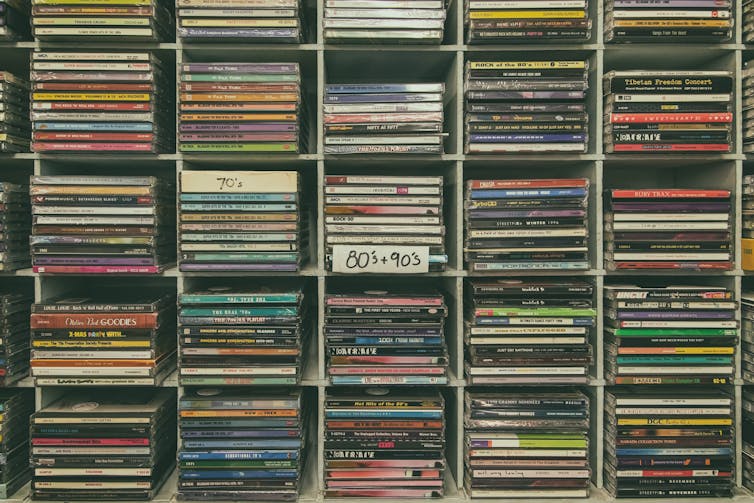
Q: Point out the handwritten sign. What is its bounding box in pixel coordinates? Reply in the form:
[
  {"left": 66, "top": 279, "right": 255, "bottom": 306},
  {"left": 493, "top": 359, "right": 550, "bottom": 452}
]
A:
[{"left": 332, "top": 245, "right": 430, "bottom": 274}]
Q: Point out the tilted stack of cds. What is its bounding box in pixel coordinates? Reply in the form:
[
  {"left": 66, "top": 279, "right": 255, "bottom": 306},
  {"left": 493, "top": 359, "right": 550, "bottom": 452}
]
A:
[
  {"left": 31, "top": 0, "right": 174, "bottom": 41},
  {"left": 603, "top": 70, "right": 733, "bottom": 153},
  {"left": 323, "top": 83, "right": 445, "bottom": 154},
  {"left": 0, "top": 182, "right": 31, "bottom": 271},
  {"left": 31, "top": 389, "right": 177, "bottom": 501},
  {"left": 464, "top": 178, "right": 590, "bottom": 272},
  {"left": 742, "top": 294, "right": 754, "bottom": 382},
  {"left": 464, "top": 60, "right": 588, "bottom": 154},
  {"left": 179, "top": 171, "right": 307, "bottom": 272},
  {"left": 744, "top": 63, "right": 754, "bottom": 154},
  {"left": 324, "top": 175, "right": 446, "bottom": 272},
  {"left": 0, "top": 0, "right": 30, "bottom": 40},
  {"left": 30, "top": 51, "right": 174, "bottom": 153},
  {"left": 178, "top": 287, "right": 310, "bottom": 386},
  {"left": 465, "top": 279, "right": 594, "bottom": 385},
  {"left": 464, "top": 390, "right": 591, "bottom": 498},
  {"left": 324, "top": 291, "right": 448, "bottom": 385},
  {"left": 465, "top": 0, "right": 591, "bottom": 43},
  {"left": 179, "top": 62, "right": 304, "bottom": 153},
  {"left": 0, "top": 289, "right": 31, "bottom": 385},
  {"left": 605, "top": 0, "right": 732, "bottom": 43},
  {"left": 604, "top": 389, "right": 735, "bottom": 498},
  {"left": 605, "top": 285, "right": 737, "bottom": 386},
  {"left": 323, "top": 0, "right": 447, "bottom": 43},
  {"left": 324, "top": 388, "right": 446, "bottom": 498},
  {"left": 0, "top": 389, "right": 34, "bottom": 499},
  {"left": 177, "top": 0, "right": 303, "bottom": 42},
  {"left": 744, "top": 387, "right": 754, "bottom": 492},
  {"left": 0, "top": 72, "right": 30, "bottom": 153},
  {"left": 178, "top": 388, "right": 308, "bottom": 500},
  {"left": 746, "top": 2, "right": 754, "bottom": 43},
  {"left": 604, "top": 188, "right": 733, "bottom": 271},
  {"left": 30, "top": 292, "right": 177, "bottom": 386},
  {"left": 30, "top": 175, "right": 176, "bottom": 274}
]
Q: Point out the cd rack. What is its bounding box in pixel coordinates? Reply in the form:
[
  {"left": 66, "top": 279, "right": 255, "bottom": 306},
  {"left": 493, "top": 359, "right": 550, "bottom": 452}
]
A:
[{"left": 0, "top": 0, "right": 752, "bottom": 502}]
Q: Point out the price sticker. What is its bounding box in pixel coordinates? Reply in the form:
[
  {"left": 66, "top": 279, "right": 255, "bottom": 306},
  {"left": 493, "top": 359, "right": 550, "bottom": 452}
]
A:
[{"left": 332, "top": 245, "right": 430, "bottom": 274}]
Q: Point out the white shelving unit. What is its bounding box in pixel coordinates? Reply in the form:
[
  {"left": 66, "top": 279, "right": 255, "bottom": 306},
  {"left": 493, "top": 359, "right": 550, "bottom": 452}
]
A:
[{"left": 0, "top": 0, "right": 751, "bottom": 501}]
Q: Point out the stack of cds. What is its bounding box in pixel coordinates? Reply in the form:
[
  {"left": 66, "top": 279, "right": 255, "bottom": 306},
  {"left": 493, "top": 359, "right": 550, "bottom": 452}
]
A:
[
  {"left": 0, "top": 72, "right": 30, "bottom": 153},
  {"left": 324, "top": 291, "right": 448, "bottom": 385},
  {"left": 30, "top": 175, "right": 176, "bottom": 274},
  {"left": 178, "top": 287, "right": 310, "bottom": 386},
  {"left": 324, "top": 175, "right": 446, "bottom": 272},
  {"left": 741, "top": 294, "right": 754, "bottom": 382},
  {"left": 464, "top": 178, "right": 590, "bottom": 272},
  {"left": 465, "top": 279, "right": 594, "bottom": 384},
  {"left": 745, "top": 176, "right": 754, "bottom": 271},
  {"left": 464, "top": 390, "right": 591, "bottom": 498},
  {"left": 603, "top": 70, "right": 734, "bottom": 153},
  {"left": 604, "top": 188, "right": 732, "bottom": 271},
  {"left": 0, "top": 389, "right": 34, "bottom": 499},
  {"left": 179, "top": 170, "right": 306, "bottom": 272},
  {"left": 604, "top": 389, "right": 735, "bottom": 498},
  {"left": 30, "top": 292, "right": 177, "bottom": 386},
  {"left": 605, "top": 0, "right": 732, "bottom": 43},
  {"left": 323, "top": 83, "right": 445, "bottom": 154},
  {"left": 0, "top": 182, "right": 31, "bottom": 272},
  {"left": 744, "top": 63, "right": 754, "bottom": 154},
  {"left": 744, "top": 387, "right": 754, "bottom": 492},
  {"left": 178, "top": 388, "right": 308, "bottom": 500},
  {"left": 746, "top": 2, "right": 754, "bottom": 43},
  {"left": 323, "top": 0, "right": 447, "bottom": 43},
  {"left": 0, "top": 289, "right": 31, "bottom": 385},
  {"left": 0, "top": 0, "right": 29, "bottom": 40},
  {"left": 465, "top": 0, "right": 591, "bottom": 43},
  {"left": 324, "top": 388, "right": 446, "bottom": 498},
  {"left": 31, "top": 389, "right": 177, "bottom": 501},
  {"left": 179, "top": 62, "right": 304, "bottom": 153},
  {"left": 31, "top": 0, "right": 173, "bottom": 40},
  {"left": 177, "top": 0, "right": 303, "bottom": 42},
  {"left": 30, "top": 51, "right": 173, "bottom": 153},
  {"left": 605, "top": 285, "right": 737, "bottom": 385},
  {"left": 464, "top": 60, "right": 588, "bottom": 154}
]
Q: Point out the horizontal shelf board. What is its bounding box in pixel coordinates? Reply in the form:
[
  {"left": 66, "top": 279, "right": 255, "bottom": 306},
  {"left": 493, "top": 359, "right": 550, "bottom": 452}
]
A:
[
  {"left": 465, "top": 44, "right": 600, "bottom": 51},
  {"left": 604, "top": 154, "right": 744, "bottom": 162},
  {"left": 36, "top": 153, "right": 181, "bottom": 161},
  {"left": 181, "top": 43, "right": 320, "bottom": 51},
  {"left": 323, "top": 154, "right": 461, "bottom": 162},
  {"left": 606, "top": 270, "right": 743, "bottom": 276},
  {"left": 324, "top": 269, "right": 464, "bottom": 277},
  {"left": 323, "top": 44, "right": 462, "bottom": 51},
  {"left": 181, "top": 264, "right": 321, "bottom": 277},
  {"left": 464, "top": 154, "right": 601, "bottom": 162},
  {"left": 466, "top": 269, "right": 604, "bottom": 277},
  {"left": 181, "top": 153, "right": 319, "bottom": 162}
]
